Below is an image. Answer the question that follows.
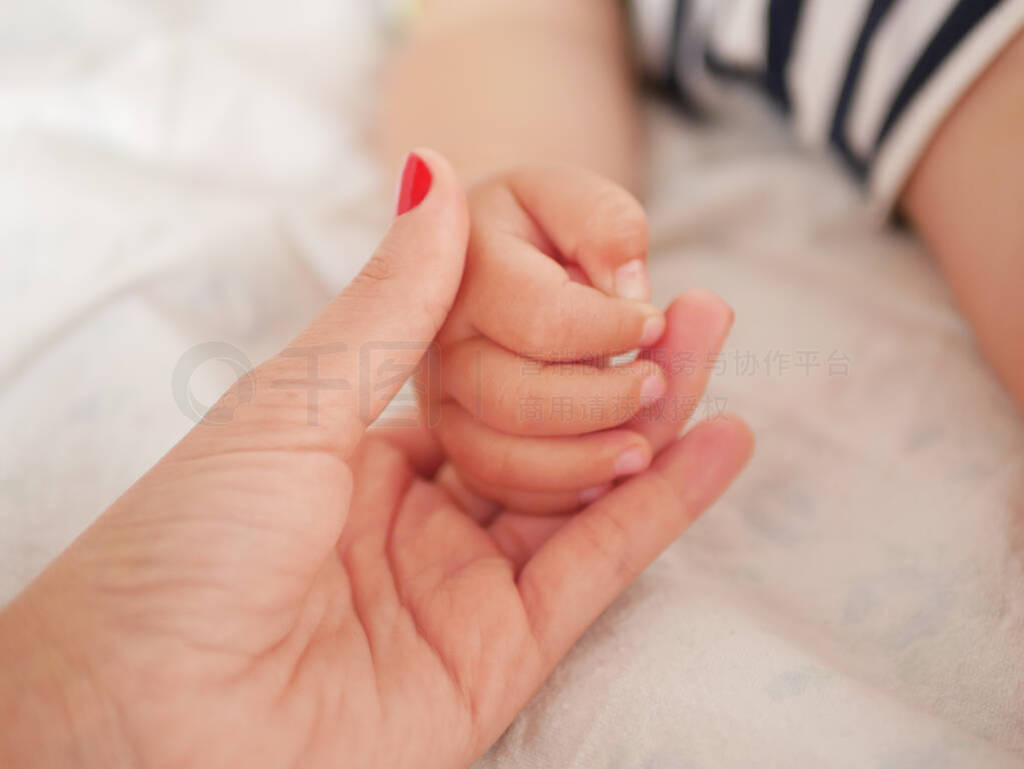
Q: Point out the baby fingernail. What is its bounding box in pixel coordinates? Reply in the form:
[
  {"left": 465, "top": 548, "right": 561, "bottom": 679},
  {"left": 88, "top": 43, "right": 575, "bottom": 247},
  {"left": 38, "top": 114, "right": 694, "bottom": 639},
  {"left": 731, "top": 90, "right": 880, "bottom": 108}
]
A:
[
  {"left": 639, "top": 314, "right": 666, "bottom": 347},
  {"left": 614, "top": 448, "right": 647, "bottom": 476},
  {"left": 640, "top": 373, "right": 666, "bottom": 401},
  {"left": 615, "top": 259, "right": 651, "bottom": 301},
  {"left": 579, "top": 484, "right": 612, "bottom": 504}
]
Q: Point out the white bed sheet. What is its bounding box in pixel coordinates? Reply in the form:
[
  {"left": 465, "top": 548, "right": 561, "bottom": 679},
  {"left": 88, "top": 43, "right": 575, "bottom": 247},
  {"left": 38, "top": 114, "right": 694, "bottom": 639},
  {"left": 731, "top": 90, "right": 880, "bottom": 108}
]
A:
[{"left": 2, "top": 2, "right": 1023, "bottom": 766}]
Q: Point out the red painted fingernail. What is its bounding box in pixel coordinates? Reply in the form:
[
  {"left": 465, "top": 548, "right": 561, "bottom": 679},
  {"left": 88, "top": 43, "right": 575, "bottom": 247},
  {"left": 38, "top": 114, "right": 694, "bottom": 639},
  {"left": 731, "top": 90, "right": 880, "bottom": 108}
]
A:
[{"left": 395, "top": 152, "right": 432, "bottom": 216}]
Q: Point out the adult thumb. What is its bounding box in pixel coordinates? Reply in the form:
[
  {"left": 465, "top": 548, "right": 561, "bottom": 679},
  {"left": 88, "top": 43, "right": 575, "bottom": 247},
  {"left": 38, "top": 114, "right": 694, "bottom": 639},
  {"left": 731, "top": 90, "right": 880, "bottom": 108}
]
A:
[{"left": 230, "top": 149, "right": 468, "bottom": 458}]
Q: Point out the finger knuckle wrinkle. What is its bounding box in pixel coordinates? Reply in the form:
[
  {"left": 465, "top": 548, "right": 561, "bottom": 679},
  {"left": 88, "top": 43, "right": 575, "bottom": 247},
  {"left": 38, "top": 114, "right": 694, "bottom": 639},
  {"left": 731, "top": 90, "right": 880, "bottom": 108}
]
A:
[
  {"left": 520, "top": 310, "right": 557, "bottom": 358},
  {"left": 358, "top": 251, "right": 394, "bottom": 285},
  {"left": 585, "top": 190, "right": 649, "bottom": 260}
]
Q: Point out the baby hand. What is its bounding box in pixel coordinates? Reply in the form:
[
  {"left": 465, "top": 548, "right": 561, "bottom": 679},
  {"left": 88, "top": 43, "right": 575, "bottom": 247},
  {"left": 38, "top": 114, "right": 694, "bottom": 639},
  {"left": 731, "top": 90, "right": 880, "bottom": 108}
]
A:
[{"left": 424, "top": 166, "right": 732, "bottom": 516}]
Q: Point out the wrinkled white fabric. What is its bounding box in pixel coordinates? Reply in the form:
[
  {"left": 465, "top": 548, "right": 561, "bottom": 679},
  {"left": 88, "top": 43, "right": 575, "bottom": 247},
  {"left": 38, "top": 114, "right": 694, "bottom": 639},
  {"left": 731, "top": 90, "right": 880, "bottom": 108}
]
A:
[{"left": 2, "top": 3, "right": 1022, "bottom": 766}]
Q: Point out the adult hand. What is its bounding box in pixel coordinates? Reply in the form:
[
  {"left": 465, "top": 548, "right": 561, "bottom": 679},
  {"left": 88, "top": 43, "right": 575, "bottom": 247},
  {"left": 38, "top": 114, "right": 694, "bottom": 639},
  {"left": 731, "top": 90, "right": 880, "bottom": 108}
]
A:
[{"left": 0, "top": 150, "right": 753, "bottom": 768}]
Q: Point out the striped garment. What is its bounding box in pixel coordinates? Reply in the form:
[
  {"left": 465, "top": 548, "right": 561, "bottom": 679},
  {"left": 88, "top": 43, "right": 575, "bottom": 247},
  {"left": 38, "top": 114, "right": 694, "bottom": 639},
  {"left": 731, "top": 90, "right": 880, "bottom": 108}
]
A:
[{"left": 630, "top": 0, "right": 1024, "bottom": 208}]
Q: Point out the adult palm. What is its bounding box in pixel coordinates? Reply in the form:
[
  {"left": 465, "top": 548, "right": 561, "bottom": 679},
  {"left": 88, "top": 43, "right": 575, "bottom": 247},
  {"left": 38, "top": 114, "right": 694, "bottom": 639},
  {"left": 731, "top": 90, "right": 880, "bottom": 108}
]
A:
[{"left": 0, "top": 151, "right": 751, "bottom": 769}]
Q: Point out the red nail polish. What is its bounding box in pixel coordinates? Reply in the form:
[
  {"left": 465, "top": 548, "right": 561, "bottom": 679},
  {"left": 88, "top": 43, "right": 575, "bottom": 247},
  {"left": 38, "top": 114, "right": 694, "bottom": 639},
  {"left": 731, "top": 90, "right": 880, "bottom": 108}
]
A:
[{"left": 395, "top": 152, "right": 432, "bottom": 216}]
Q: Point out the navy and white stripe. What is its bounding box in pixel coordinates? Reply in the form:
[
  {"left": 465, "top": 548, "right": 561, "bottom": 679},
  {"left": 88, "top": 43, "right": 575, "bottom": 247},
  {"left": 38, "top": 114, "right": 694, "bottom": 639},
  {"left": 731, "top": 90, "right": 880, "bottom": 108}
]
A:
[{"left": 630, "top": 0, "right": 1024, "bottom": 207}]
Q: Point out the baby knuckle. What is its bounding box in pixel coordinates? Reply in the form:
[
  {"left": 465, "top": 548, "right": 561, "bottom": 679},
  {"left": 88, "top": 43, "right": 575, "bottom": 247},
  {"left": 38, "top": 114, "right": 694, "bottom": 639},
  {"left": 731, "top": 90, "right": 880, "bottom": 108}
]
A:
[
  {"left": 483, "top": 439, "right": 517, "bottom": 484},
  {"left": 553, "top": 292, "right": 590, "bottom": 339},
  {"left": 519, "top": 309, "right": 560, "bottom": 357},
  {"left": 506, "top": 374, "right": 537, "bottom": 420},
  {"left": 481, "top": 374, "right": 518, "bottom": 427},
  {"left": 584, "top": 188, "right": 649, "bottom": 259}
]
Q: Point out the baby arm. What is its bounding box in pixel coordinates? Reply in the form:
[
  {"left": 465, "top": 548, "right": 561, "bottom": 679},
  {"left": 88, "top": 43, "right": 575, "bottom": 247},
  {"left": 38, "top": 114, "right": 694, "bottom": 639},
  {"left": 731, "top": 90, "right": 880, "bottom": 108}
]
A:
[
  {"left": 380, "top": 0, "right": 640, "bottom": 191},
  {"left": 903, "top": 27, "right": 1024, "bottom": 414}
]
